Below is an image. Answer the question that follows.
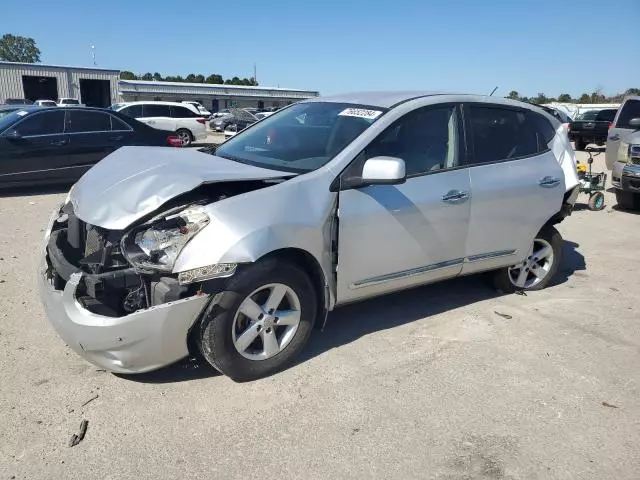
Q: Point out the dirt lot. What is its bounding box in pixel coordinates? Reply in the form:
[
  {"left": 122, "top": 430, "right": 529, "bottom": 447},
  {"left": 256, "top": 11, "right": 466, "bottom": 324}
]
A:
[{"left": 0, "top": 149, "right": 638, "bottom": 479}]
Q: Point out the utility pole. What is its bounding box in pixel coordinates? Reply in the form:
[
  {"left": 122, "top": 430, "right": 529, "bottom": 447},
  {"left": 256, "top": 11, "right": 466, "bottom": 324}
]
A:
[
  {"left": 253, "top": 63, "right": 257, "bottom": 84},
  {"left": 90, "top": 44, "right": 96, "bottom": 66}
]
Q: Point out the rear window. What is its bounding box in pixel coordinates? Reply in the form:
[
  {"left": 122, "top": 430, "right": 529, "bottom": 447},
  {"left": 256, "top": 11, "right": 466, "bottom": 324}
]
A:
[
  {"left": 60, "top": 99, "right": 79, "bottom": 105},
  {"left": 616, "top": 100, "right": 640, "bottom": 129},
  {"left": 596, "top": 109, "right": 617, "bottom": 122}
]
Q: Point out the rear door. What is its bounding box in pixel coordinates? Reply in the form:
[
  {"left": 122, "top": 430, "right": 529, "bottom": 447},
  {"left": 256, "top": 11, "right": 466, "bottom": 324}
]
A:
[
  {"left": 606, "top": 98, "right": 640, "bottom": 172},
  {"left": 460, "top": 104, "right": 565, "bottom": 275},
  {"left": 142, "top": 104, "right": 174, "bottom": 131},
  {"left": 66, "top": 109, "right": 136, "bottom": 170},
  {"left": 0, "top": 109, "right": 69, "bottom": 185}
]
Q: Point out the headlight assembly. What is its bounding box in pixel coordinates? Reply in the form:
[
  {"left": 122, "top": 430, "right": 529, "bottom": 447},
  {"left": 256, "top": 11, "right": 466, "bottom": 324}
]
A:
[{"left": 123, "top": 206, "right": 210, "bottom": 272}]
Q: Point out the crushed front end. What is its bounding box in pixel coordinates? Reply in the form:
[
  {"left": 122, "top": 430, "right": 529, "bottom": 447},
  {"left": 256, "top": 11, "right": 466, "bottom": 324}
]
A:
[{"left": 38, "top": 202, "right": 211, "bottom": 373}]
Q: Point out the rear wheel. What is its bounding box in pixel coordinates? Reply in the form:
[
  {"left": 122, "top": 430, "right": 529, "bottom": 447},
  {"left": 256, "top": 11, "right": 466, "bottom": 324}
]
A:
[
  {"left": 588, "top": 191, "right": 605, "bottom": 211},
  {"left": 493, "top": 226, "right": 563, "bottom": 293},
  {"left": 197, "top": 258, "right": 317, "bottom": 382},
  {"left": 615, "top": 189, "right": 640, "bottom": 210},
  {"left": 176, "top": 128, "right": 192, "bottom": 147}
]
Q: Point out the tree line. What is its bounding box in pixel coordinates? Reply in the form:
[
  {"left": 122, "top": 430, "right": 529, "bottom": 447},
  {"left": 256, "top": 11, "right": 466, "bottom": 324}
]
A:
[
  {"left": 119, "top": 71, "right": 258, "bottom": 86},
  {"left": 507, "top": 88, "right": 640, "bottom": 105}
]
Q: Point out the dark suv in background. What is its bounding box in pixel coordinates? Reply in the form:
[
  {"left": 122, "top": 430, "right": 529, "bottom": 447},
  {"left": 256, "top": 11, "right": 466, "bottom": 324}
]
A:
[{"left": 569, "top": 108, "right": 618, "bottom": 150}]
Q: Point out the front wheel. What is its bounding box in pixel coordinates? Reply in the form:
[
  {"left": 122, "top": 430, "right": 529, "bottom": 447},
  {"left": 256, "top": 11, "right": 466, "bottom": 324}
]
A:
[
  {"left": 492, "top": 226, "right": 563, "bottom": 293},
  {"left": 197, "top": 258, "right": 317, "bottom": 382}
]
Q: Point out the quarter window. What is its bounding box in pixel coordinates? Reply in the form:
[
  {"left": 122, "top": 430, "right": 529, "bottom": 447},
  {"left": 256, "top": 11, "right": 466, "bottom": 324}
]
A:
[
  {"left": 365, "top": 105, "right": 460, "bottom": 176},
  {"left": 171, "top": 106, "right": 198, "bottom": 118},
  {"left": 67, "top": 110, "right": 111, "bottom": 133},
  {"left": 467, "top": 106, "right": 540, "bottom": 164},
  {"left": 110, "top": 115, "right": 131, "bottom": 131},
  {"left": 14, "top": 111, "right": 65, "bottom": 136},
  {"left": 615, "top": 100, "right": 640, "bottom": 129}
]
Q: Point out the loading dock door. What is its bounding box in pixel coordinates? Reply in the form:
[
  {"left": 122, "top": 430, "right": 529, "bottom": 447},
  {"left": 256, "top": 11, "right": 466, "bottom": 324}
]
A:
[
  {"left": 22, "top": 76, "right": 58, "bottom": 101},
  {"left": 79, "top": 79, "right": 111, "bottom": 107}
]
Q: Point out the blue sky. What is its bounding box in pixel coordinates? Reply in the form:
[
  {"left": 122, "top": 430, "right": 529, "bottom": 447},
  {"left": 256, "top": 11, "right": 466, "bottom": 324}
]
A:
[{"left": 2, "top": 0, "right": 638, "bottom": 97}]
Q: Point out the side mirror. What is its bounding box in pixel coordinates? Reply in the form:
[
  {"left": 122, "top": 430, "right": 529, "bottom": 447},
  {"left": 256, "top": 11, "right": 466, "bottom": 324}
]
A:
[
  {"left": 628, "top": 118, "right": 640, "bottom": 129},
  {"left": 361, "top": 156, "right": 406, "bottom": 186},
  {"left": 3, "top": 130, "right": 23, "bottom": 141}
]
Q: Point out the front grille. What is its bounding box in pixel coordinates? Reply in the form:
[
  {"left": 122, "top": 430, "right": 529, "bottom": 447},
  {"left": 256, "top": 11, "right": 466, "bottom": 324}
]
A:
[{"left": 631, "top": 157, "right": 640, "bottom": 165}]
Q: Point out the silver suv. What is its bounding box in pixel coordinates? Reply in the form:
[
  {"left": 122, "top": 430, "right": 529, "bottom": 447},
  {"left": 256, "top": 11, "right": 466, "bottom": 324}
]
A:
[
  {"left": 39, "top": 92, "right": 580, "bottom": 381},
  {"left": 605, "top": 95, "right": 640, "bottom": 210}
]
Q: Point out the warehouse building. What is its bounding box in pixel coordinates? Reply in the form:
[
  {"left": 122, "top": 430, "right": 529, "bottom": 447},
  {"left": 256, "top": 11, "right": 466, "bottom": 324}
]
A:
[
  {"left": 117, "top": 79, "right": 320, "bottom": 112},
  {"left": 0, "top": 61, "right": 119, "bottom": 107}
]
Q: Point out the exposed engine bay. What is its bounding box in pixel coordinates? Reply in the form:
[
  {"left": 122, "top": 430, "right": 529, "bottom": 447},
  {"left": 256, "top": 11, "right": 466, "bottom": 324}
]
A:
[{"left": 45, "top": 179, "right": 285, "bottom": 317}]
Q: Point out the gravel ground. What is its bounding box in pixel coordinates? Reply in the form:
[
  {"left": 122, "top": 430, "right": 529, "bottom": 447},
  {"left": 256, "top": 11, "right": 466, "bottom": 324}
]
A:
[{"left": 0, "top": 149, "right": 638, "bottom": 479}]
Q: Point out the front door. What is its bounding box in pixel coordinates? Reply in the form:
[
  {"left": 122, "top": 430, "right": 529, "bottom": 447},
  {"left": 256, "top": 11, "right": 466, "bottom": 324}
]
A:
[
  {"left": 0, "top": 109, "right": 69, "bottom": 185},
  {"left": 460, "top": 103, "right": 566, "bottom": 275},
  {"left": 336, "top": 104, "right": 470, "bottom": 304},
  {"left": 606, "top": 98, "right": 640, "bottom": 174}
]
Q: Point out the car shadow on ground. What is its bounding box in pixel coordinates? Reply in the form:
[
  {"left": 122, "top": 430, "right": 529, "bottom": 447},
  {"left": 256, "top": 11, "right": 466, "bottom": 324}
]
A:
[
  {"left": 0, "top": 183, "right": 70, "bottom": 198},
  {"left": 120, "top": 240, "right": 586, "bottom": 384},
  {"left": 611, "top": 204, "right": 640, "bottom": 215}
]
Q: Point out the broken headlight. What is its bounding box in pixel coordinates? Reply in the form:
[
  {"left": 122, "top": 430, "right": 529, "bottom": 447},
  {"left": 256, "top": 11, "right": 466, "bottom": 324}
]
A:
[{"left": 123, "top": 206, "right": 210, "bottom": 272}]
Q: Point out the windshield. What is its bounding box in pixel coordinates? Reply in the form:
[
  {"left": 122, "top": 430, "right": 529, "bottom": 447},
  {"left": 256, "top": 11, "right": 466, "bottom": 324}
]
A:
[
  {"left": 214, "top": 102, "right": 387, "bottom": 173},
  {"left": 61, "top": 99, "right": 79, "bottom": 104}
]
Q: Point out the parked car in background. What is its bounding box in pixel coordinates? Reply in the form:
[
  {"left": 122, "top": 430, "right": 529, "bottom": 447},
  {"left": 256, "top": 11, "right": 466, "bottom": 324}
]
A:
[
  {"left": 254, "top": 111, "right": 275, "bottom": 120},
  {"left": 217, "top": 108, "right": 258, "bottom": 135},
  {"left": 0, "top": 106, "right": 182, "bottom": 188},
  {"left": 57, "top": 98, "right": 83, "bottom": 107},
  {"left": 605, "top": 96, "right": 640, "bottom": 210},
  {"left": 39, "top": 92, "right": 580, "bottom": 381},
  {"left": 568, "top": 108, "right": 617, "bottom": 150},
  {"left": 210, "top": 109, "right": 231, "bottom": 119},
  {"left": 3, "top": 98, "right": 33, "bottom": 105},
  {"left": 182, "top": 101, "right": 211, "bottom": 119},
  {"left": 113, "top": 101, "right": 207, "bottom": 146},
  {"left": 34, "top": 99, "right": 58, "bottom": 107}
]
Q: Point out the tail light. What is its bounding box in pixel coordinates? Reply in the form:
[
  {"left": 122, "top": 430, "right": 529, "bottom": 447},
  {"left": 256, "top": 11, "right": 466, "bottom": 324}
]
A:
[
  {"left": 196, "top": 118, "right": 206, "bottom": 124},
  {"left": 166, "top": 135, "right": 183, "bottom": 147},
  {"left": 568, "top": 123, "right": 572, "bottom": 132},
  {"left": 608, "top": 122, "right": 613, "bottom": 129}
]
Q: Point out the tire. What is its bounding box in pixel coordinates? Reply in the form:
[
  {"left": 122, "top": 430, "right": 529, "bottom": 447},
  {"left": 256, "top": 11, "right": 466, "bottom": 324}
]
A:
[
  {"left": 574, "top": 138, "right": 585, "bottom": 151},
  {"left": 197, "top": 258, "right": 317, "bottom": 382},
  {"left": 615, "top": 189, "right": 640, "bottom": 210},
  {"left": 492, "top": 226, "right": 563, "bottom": 293},
  {"left": 588, "top": 191, "right": 605, "bottom": 211},
  {"left": 176, "top": 128, "right": 193, "bottom": 147}
]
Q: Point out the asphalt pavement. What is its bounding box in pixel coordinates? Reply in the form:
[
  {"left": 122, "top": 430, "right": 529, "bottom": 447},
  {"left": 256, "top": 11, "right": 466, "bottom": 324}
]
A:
[{"left": 0, "top": 149, "right": 638, "bottom": 479}]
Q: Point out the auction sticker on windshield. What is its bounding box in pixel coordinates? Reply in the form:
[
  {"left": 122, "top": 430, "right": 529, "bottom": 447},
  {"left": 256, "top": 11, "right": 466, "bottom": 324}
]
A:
[{"left": 338, "top": 108, "right": 383, "bottom": 120}]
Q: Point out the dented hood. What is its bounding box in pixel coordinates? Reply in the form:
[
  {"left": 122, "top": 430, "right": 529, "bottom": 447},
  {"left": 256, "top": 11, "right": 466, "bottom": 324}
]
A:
[{"left": 70, "top": 146, "right": 293, "bottom": 230}]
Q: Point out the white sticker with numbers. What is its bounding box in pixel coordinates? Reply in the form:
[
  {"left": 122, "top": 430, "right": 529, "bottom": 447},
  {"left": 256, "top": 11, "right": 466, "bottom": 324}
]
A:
[
  {"left": 338, "top": 108, "right": 382, "bottom": 120},
  {"left": 16, "top": 110, "right": 28, "bottom": 116}
]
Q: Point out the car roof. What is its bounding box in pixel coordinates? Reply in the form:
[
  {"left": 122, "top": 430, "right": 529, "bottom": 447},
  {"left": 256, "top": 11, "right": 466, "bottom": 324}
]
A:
[
  {"left": 299, "top": 91, "right": 541, "bottom": 109},
  {"left": 121, "top": 100, "right": 197, "bottom": 107}
]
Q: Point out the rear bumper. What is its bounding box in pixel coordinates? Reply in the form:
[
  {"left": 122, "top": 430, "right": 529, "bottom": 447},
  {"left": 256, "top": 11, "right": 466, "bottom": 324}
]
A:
[{"left": 38, "top": 207, "right": 211, "bottom": 374}]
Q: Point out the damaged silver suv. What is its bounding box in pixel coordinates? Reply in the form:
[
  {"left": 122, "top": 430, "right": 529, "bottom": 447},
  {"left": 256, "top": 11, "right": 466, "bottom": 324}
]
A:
[{"left": 39, "top": 92, "right": 580, "bottom": 381}]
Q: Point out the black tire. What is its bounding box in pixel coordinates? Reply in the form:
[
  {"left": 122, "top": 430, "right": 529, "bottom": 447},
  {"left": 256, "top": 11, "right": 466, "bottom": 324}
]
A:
[
  {"left": 176, "top": 128, "right": 193, "bottom": 147},
  {"left": 615, "top": 189, "right": 640, "bottom": 210},
  {"left": 197, "top": 258, "right": 317, "bottom": 382},
  {"left": 588, "top": 191, "right": 605, "bottom": 211},
  {"left": 492, "top": 225, "right": 563, "bottom": 293},
  {"left": 574, "top": 138, "right": 585, "bottom": 151}
]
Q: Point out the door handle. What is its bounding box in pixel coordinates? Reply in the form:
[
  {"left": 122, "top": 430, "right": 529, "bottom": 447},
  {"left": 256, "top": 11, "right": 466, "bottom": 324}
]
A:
[
  {"left": 608, "top": 134, "right": 620, "bottom": 141},
  {"left": 50, "top": 139, "right": 67, "bottom": 146},
  {"left": 442, "top": 190, "right": 470, "bottom": 203},
  {"left": 538, "top": 176, "right": 561, "bottom": 188}
]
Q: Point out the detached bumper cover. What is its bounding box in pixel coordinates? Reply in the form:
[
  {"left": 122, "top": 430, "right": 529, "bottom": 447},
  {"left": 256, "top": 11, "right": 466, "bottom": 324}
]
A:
[{"left": 38, "top": 267, "right": 210, "bottom": 374}]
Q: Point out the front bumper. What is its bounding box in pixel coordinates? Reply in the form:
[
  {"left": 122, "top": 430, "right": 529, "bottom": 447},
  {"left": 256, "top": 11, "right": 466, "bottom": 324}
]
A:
[
  {"left": 621, "top": 164, "right": 640, "bottom": 193},
  {"left": 38, "top": 208, "right": 211, "bottom": 374}
]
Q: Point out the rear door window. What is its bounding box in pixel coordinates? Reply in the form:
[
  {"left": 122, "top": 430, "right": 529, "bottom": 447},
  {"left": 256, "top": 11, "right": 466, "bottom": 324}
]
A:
[
  {"left": 615, "top": 100, "right": 640, "bottom": 129},
  {"left": 466, "top": 105, "right": 542, "bottom": 164},
  {"left": 142, "top": 104, "right": 171, "bottom": 117},
  {"left": 67, "top": 110, "right": 112, "bottom": 133},
  {"left": 14, "top": 110, "right": 65, "bottom": 136}
]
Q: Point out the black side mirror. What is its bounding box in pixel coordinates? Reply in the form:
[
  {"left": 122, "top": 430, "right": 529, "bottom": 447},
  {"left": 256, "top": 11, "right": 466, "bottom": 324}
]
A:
[{"left": 628, "top": 118, "right": 640, "bottom": 129}]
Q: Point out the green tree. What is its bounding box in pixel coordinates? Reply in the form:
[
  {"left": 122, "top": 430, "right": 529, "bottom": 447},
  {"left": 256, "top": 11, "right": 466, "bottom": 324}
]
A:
[
  {"left": 119, "top": 71, "right": 136, "bottom": 80},
  {"left": 152, "top": 72, "right": 163, "bottom": 81},
  {"left": 507, "top": 90, "right": 519, "bottom": 100},
  {"left": 0, "top": 34, "right": 40, "bottom": 62},
  {"left": 205, "top": 74, "right": 223, "bottom": 84},
  {"left": 194, "top": 74, "right": 205, "bottom": 83},
  {"left": 185, "top": 74, "right": 197, "bottom": 82},
  {"left": 140, "top": 72, "right": 153, "bottom": 81},
  {"left": 557, "top": 93, "right": 572, "bottom": 102},
  {"left": 531, "top": 92, "right": 549, "bottom": 104},
  {"left": 578, "top": 93, "right": 590, "bottom": 103}
]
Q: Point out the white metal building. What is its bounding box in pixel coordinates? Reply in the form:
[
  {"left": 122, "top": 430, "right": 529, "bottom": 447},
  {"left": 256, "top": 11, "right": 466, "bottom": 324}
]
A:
[
  {"left": 0, "top": 61, "right": 119, "bottom": 107},
  {"left": 117, "top": 80, "right": 320, "bottom": 112}
]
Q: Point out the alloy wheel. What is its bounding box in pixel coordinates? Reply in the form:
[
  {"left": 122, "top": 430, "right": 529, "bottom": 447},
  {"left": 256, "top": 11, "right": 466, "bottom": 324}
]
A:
[{"left": 508, "top": 238, "right": 555, "bottom": 289}]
